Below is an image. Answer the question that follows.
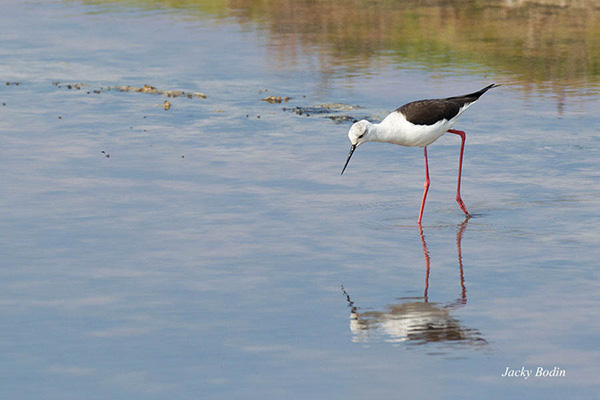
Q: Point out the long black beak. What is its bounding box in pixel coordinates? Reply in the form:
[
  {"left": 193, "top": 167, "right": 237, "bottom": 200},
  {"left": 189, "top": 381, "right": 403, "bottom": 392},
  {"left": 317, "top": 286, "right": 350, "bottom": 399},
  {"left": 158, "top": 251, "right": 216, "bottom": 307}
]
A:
[{"left": 341, "top": 144, "right": 356, "bottom": 175}]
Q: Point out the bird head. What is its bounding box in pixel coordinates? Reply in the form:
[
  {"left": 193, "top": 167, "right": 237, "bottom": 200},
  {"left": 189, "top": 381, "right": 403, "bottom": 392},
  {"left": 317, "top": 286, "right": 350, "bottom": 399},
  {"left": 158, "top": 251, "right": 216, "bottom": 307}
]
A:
[{"left": 341, "top": 120, "right": 371, "bottom": 175}]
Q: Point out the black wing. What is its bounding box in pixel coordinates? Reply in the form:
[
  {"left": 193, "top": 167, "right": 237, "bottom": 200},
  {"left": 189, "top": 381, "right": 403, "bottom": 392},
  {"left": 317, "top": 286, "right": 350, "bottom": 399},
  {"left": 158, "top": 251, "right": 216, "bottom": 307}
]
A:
[{"left": 397, "top": 83, "right": 499, "bottom": 126}]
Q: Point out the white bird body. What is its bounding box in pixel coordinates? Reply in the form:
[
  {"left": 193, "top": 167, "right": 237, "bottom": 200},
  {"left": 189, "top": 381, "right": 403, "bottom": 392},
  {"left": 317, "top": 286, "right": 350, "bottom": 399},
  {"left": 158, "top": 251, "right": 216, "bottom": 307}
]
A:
[{"left": 367, "top": 103, "right": 472, "bottom": 147}]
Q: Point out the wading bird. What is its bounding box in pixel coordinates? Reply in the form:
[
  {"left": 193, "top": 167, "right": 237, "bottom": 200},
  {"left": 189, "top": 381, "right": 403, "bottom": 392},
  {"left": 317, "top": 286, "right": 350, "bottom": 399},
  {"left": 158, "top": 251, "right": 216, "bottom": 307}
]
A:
[{"left": 341, "top": 84, "right": 499, "bottom": 224}]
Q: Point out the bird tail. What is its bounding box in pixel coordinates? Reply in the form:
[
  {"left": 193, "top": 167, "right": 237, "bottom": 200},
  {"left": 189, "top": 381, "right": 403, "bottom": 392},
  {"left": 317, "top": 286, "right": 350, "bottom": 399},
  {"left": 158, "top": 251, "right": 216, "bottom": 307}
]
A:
[
  {"left": 447, "top": 83, "right": 500, "bottom": 101},
  {"left": 469, "top": 83, "right": 501, "bottom": 98}
]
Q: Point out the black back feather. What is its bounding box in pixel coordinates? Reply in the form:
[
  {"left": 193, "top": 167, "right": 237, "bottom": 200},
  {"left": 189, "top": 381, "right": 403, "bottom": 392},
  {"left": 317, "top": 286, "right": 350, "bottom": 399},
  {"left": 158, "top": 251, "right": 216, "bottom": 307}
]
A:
[{"left": 396, "top": 84, "right": 499, "bottom": 126}]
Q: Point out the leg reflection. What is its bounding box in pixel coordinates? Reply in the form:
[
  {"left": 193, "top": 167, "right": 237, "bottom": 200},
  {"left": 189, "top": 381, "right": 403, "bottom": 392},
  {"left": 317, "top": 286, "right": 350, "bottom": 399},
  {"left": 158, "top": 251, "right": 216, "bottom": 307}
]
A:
[
  {"left": 342, "top": 217, "right": 486, "bottom": 346},
  {"left": 419, "top": 217, "right": 469, "bottom": 305},
  {"left": 456, "top": 217, "right": 470, "bottom": 305},
  {"left": 418, "top": 225, "right": 431, "bottom": 302}
]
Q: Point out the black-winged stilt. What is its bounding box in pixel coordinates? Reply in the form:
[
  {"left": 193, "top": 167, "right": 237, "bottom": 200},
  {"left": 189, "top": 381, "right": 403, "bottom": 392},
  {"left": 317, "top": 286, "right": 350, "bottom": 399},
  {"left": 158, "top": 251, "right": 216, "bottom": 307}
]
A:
[{"left": 341, "top": 83, "right": 499, "bottom": 224}]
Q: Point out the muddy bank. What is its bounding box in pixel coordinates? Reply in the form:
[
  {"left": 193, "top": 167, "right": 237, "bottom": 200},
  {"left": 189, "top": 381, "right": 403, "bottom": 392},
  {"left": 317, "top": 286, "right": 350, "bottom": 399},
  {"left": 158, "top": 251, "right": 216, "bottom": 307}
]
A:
[
  {"left": 54, "top": 82, "right": 207, "bottom": 99},
  {"left": 281, "top": 103, "right": 378, "bottom": 124},
  {"left": 46, "top": 82, "right": 374, "bottom": 123}
]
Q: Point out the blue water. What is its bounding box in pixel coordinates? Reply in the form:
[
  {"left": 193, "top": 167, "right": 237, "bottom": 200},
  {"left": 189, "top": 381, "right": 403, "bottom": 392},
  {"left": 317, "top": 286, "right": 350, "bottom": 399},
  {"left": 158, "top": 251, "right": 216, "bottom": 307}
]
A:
[{"left": 1, "top": 1, "right": 599, "bottom": 399}]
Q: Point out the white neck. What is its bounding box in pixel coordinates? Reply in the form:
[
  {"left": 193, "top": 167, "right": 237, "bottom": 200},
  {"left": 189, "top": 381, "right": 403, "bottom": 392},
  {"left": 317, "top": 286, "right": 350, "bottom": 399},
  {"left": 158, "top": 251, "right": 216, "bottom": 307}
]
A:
[{"left": 367, "top": 120, "right": 398, "bottom": 143}]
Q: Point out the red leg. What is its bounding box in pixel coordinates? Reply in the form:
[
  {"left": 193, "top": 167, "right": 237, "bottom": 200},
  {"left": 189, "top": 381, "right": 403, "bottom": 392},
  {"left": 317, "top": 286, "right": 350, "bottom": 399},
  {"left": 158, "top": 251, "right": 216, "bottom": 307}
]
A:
[
  {"left": 417, "top": 146, "right": 430, "bottom": 225},
  {"left": 447, "top": 129, "right": 470, "bottom": 217}
]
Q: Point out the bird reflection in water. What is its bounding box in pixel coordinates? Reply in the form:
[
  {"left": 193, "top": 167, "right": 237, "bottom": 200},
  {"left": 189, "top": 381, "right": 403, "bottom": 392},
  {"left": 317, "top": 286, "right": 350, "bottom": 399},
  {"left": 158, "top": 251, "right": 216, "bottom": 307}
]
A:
[{"left": 342, "top": 219, "right": 487, "bottom": 349}]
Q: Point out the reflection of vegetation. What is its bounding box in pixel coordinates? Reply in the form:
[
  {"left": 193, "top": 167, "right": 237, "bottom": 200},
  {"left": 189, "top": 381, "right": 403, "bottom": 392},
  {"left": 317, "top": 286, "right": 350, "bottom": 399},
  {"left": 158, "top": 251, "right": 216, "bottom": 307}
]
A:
[
  {"left": 75, "top": 0, "right": 229, "bottom": 16},
  {"left": 73, "top": 0, "right": 600, "bottom": 84}
]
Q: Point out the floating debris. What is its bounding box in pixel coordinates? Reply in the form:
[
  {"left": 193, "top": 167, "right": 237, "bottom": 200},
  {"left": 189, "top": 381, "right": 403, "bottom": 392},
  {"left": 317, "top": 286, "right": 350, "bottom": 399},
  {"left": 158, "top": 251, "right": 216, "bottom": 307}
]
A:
[
  {"left": 53, "top": 82, "right": 207, "bottom": 99},
  {"left": 317, "top": 103, "right": 362, "bottom": 112},
  {"left": 282, "top": 103, "right": 375, "bottom": 125},
  {"left": 163, "top": 100, "right": 171, "bottom": 110},
  {"left": 5, "top": 82, "right": 20, "bottom": 86},
  {"left": 114, "top": 84, "right": 159, "bottom": 94},
  {"left": 53, "top": 82, "right": 85, "bottom": 90},
  {"left": 261, "top": 95, "right": 291, "bottom": 104},
  {"left": 286, "top": 104, "right": 360, "bottom": 116},
  {"left": 112, "top": 84, "right": 207, "bottom": 99},
  {"left": 327, "top": 115, "right": 359, "bottom": 124}
]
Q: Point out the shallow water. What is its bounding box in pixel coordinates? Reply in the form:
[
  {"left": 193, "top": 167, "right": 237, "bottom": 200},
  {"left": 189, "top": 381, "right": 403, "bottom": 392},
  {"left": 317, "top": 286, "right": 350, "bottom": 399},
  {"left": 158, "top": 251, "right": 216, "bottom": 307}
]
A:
[{"left": 1, "top": 0, "right": 599, "bottom": 399}]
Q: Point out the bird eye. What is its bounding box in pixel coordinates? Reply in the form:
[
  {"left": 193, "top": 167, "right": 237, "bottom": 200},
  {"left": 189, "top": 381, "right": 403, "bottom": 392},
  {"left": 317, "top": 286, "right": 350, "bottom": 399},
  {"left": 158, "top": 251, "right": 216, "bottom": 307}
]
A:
[{"left": 358, "top": 134, "right": 364, "bottom": 139}]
